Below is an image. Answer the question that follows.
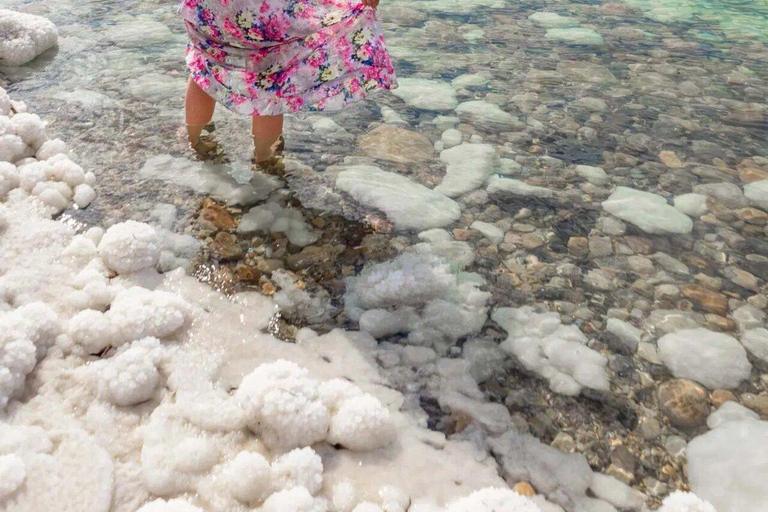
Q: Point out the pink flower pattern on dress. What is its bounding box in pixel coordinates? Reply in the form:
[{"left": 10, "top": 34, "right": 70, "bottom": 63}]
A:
[{"left": 180, "top": 0, "right": 397, "bottom": 115}]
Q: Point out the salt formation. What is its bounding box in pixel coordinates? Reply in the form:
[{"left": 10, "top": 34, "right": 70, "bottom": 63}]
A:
[
  {"left": 657, "top": 328, "right": 752, "bottom": 389},
  {"left": 657, "top": 492, "right": 717, "bottom": 512},
  {"left": 391, "top": 78, "right": 459, "bottom": 111},
  {"left": 0, "top": 10, "right": 58, "bottom": 67},
  {"left": 237, "top": 202, "right": 319, "bottom": 247},
  {"left": 68, "top": 286, "right": 192, "bottom": 353},
  {"left": 137, "top": 499, "right": 204, "bottom": 512},
  {"left": 235, "top": 360, "right": 394, "bottom": 451},
  {"left": 687, "top": 420, "right": 768, "bottom": 512},
  {"left": 434, "top": 143, "right": 499, "bottom": 197},
  {"left": 261, "top": 487, "right": 329, "bottom": 512},
  {"left": 0, "top": 86, "right": 95, "bottom": 215},
  {"left": 437, "top": 488, "right": 541, "bottom": 512},
  {"left": 345, "top": 250, "right": 490, "bottom": 352},
  {"left": 335, "top": 165, "right": 461, "bottom": 230},
  {"left": 706, "top": 402, "right": 759, "bottom": 429},
  {"left": 0, "top": 454, "right": 25, "bottom": 500},
  {"left": 271, "top": 447, "right": 324, "bottom": 494},
  {"left": 218, "top": 451, "right": 272, "bottom": 503},
  {"left": 0, "top": 302, "right": 60, "bottom": 408},
  {"left": 454, "top": 101, "right": 520, "bottom": 132},
  {"left": 98, "top": 220, "right": 162, "bottom": 274},
  {"left": 491, "top": 307, "right": 610, "bottom": 395},
  {"left": 602, "top": 187, "right": 693, "bottom": 234},
  {"left": 91, "top": 337, "right": 166, "bottom": 406},
  {"left": 271, "top": 269, "right": 335, "bottom": 324}
]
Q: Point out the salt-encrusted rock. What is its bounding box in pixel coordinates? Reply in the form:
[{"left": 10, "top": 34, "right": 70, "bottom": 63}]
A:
[
  {"left": 492, "top": 307, "right": 610, "bottom": 395},
  {"left": 589, "top": 473, "right": 645, "bottom": 511},
  {"left": 73, "top": 183, "right": 97, "bottom": 209},
  {"left": 435, "top": 144, "right": 498, "bottom": 197},
  {"left": 603, "top": 187, "right": 693, "bottom": 234},
  {"left": 744, "top": 180, "right": 768, "bottom": 210},
  {"left": 674, "top": 193, "right": 708, "bottom": 217},
  {"left": 237, "top": 202, "right": 319, "bottom": 247},
  {"left": 658, "top": 328, "right": 752, "bottom": 389},
  {"left": 391, "top": 78, "right": 458, "bottom": 111},
  {"left": 529, "top": 12, "right": 580, "bottom": 28},
  {"left": 455, "top": 101, "right": 519, "bottom": 132},
  {"left": 0, "top": 10, "right": 58, "bottom": 67},
  {"left": 575, "top": 165, "right": 608, "bottom": 185},
  {"left": 487, "top": 176, "right": 554, "bottom": 198},
  {"left": 741, "top": 328, "right": 768, "bottom": 363},
  {"left": 546, "top": 28, "right": 604, "bottom": 45},
  {"left": 336, "top": 165, "right": 460, "bottom": 230},
  {"left": 98, "top": 221, "right": 161, "bottom": 274},
  {"left": 707, "top": 402, "right": 760, "bottom": 429},
  {"left": 687, "top": 420, "right": 768, "bottom": 512}
]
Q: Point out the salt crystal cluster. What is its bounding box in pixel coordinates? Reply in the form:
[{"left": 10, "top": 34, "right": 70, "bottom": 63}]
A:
[
  {"left": 492, "top": 307, "right": 610, "bottom": 395},
  {"left": 97, "top": 220, "right": 162, "bottom": 274},
  {"left": 0, "top": 302, "right": 60, "bottom": 408},
  {"left": 0, "top": 85, "right": 96, "bottom": 215},
  {"left": 0, "top": 10, "right": 58, "bottom": 67},
  {"left": 91, "top": 337, "right": 166, "bottom": 406},
  {"left": 237, "top": 201, "right": 319, "bottom": 247},
  {"left": 657, "top": 491, "right": 717, "bottom": 512},
  {"left": 411, "top": 488, "right": 541, "bottom": 512},
  {"left": 68, "top": 286, "right": 191, "bottom": 354},
  {"left": 345, "top": 251, "right": 490, "bottom": 352},
  {"left": 236, "top": 360, "right": 395, "bottom": 451}
]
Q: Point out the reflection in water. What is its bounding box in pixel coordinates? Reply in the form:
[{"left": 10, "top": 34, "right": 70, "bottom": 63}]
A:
[{"left": 3, "top": 0, "right": 768, "bottom": 508}]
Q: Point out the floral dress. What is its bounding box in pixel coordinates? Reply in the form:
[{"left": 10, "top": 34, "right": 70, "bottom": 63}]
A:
[{"left": 180, "top": 0, "right": 397, "bottom": 116}]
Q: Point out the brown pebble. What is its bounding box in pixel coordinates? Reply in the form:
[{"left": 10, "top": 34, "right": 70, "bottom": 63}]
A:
[
  {"left": 710, "top": 390, "right": 738, "bottom": 408},
  {"left": 513, "top": 482, "right": 536, "bottom": 497},
  {"left": 658, "top": 379, "right": 709, "bottom": 429}
]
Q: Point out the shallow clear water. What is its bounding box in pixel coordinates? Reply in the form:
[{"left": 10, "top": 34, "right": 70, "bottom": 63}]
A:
[{"left": 2, "top": 0, "right": 768, "bottom": 505}]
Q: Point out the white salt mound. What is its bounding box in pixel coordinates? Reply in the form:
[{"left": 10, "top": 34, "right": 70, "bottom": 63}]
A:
[
  {"left": 0, "top": 10, "right": 58, "bottom": 67},
  {"left": 657, "top": 491, "right": 716, "bottom": 512},
  {"left": 98, "top": 220, "right": 161, "bottom": 274},
  {"left": 658, "top": 328, "right": 751, "bottom": 389},
  {"left": 602, "top": 187, "right": 693, "bottom": 234},
  {"left": 261, "top": 487, "right": 329, "bottom": 512},
  {"left": 235, "top": 360, "right": 331, "bottom": 450},
  {"left": 687, "top": 420, "right": 768, "bottom": 512},
  {"left": 271, "top": 447, "right": 324, "bottom": 495},
  {"left": 219, "top": 451, "right": 272, "bottom": 503},
  {"left": 445, "top": 488, "right": 541, "bottom": 512},
  {"left": 92, "top": 337, "right": 164, "bottom": 406}
]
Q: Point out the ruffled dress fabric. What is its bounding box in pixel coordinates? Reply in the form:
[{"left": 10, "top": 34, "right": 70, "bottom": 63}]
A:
[{"left": 180, "top": 0, "right": 397, "bottom": 115}]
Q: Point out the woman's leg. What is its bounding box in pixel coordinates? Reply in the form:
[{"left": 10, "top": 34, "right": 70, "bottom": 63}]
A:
[
  {"left": 185, "top": 77, "right": 216, "bottom": 146},
  {"left": 252, "top": 114, "right": 284, "bottom": 162}
]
